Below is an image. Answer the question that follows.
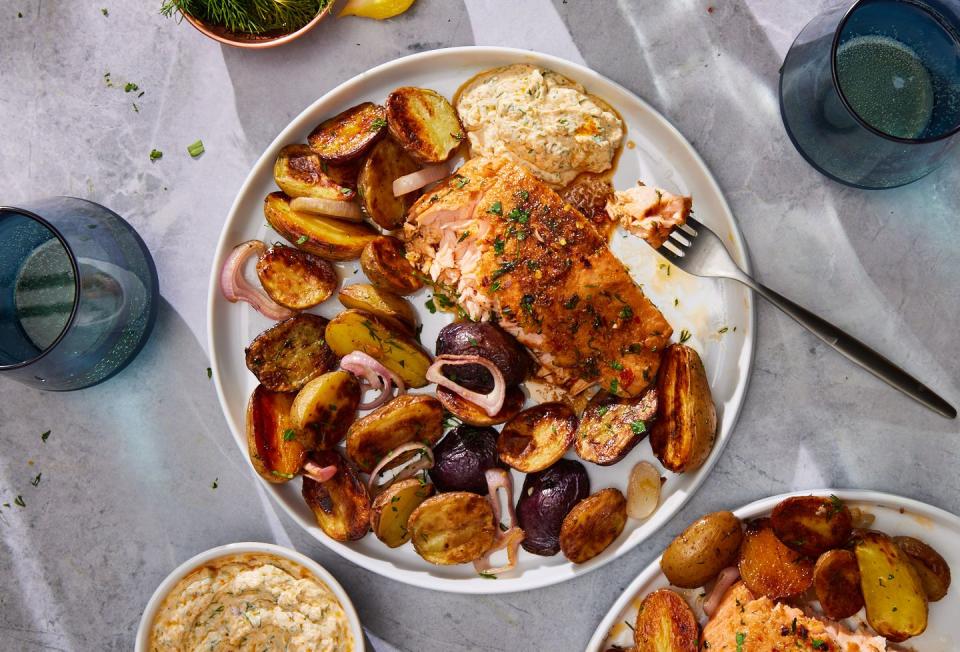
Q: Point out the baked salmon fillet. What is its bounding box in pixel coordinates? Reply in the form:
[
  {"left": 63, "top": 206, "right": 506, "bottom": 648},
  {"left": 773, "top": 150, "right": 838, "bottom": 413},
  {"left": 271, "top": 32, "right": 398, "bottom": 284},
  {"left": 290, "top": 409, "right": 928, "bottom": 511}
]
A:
[
  {"left": 402, "top": 156, "right": 672, "bottom": 397},
  {"left": 703, "top": 582, "right": 887, "bottom": 652}
]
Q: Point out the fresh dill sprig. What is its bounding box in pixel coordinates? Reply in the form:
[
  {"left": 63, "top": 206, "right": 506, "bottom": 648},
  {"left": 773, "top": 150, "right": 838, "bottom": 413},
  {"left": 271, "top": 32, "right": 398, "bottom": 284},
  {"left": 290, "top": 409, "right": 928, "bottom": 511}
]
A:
[{"left": 160, "top": 0, "right": 329, "bottom": 35}]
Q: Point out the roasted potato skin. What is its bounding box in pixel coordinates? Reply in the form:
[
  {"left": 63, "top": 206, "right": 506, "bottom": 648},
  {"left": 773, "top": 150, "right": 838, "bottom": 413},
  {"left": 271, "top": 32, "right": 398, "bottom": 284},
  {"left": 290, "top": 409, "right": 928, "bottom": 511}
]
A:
[
  {"left": 290, "top": 370, "right": 362, "bottom": 450},
  {"left": 771, "top": 495, "right": 853, "bottom": 557},
  {"left": 574, "top": 389, "right": 657, "bottom": 466},
  {"left": 516, "top": 459, "right": 590, "bottom": 556},
  {"left": 649, "top": 344, "right": 717, "bottom": 473},
  {"left": 325, "top": 309, "right": 432, "bottom": 388},
  {"left": 436, "top": 385, "right": 525, "bottom": 427},
  {"left": 633, "top": 589, "right": 699, "bottom": 652},
  {"left": 256, "top": 244, "right": 338, "bottom": 310},
  {"left": 559, "top": 488, "right": 627, "bottom": 564},
  {"left": 338, "top": 283, "right": 417, "bottom": 334},
  {"left": 246, "top": 385, "right": 304, "bottom": 483},
  {"left": 359, "top": 236, "right": 424, "bottom": 296},
  {"left": 814, "top": 549, "right": 864, "bottom": 620},
  {"left": 358, "top": 138, "right": 421, "bottom": 230},
  {"left": 245, "top": 314, "right": 338, "bottom": 392},
  {"left": 345, "top": 394, "right": 444, "bottom": 472},
  {"left": 273, "top": 144, "right": 357, "bottom": 200},
  {"left": 370, "top": 478, "right": 434, "bottom": 548},
  {"left": 386, "top": 87, "right": 464, "bottom": 164},
  {"left": 660, "top": 511, "right": 742, "bottom": 589},
  {"left": 302, "top": 450, "right": 371, "bottom": 542},
  {"left": 429, "top": 425, "right": 503, "bottom": 494},
  {"left": 856, "top": 531, "right": 928, "bottom": 642},
  {"left": 408, "top": 492, "right": 497, "bottom": 565},
  {"left": 497, "top": 402, "right": 577, "bottom": 473},
  {"left": 307, "top": 102, "right": 387, "bottom": 162},
  {"left": 264, "top": 192, "right": 379, "bottom": 261},
  {"left": 435, "top": 321, "right": 530, "bottom": 392},
  {"left": 738, "top": 518, "right": 814, "bottom": 600},
  {"left": 895, "top": 536, "right": 951, "bottom": 602}
]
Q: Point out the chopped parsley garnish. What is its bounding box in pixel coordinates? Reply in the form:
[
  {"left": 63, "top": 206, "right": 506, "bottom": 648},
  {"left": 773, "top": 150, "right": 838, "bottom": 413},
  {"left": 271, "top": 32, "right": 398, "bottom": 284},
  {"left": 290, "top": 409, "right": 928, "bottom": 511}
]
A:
[
  {"left": 40, "top": 430, "right": 50, "bottom": 443},
  {"left": 488, "top": 201, "right": 502, "bottom": 216},
  {"left": 610, "top": 360, "right": 624, "bottom": 370},
  {"left": 206, "top": 367, "right": 212, "bottom": 379},
  {"left": 491, "top": 260, "right": 517, "bottom": 280},
  {"left": 296, "top": 235, "right": 309, "bottom": 245},
  {"left": 735, "top": 632, "right": 745, "bottom": 652},
  {"left": 149, "top": 149, "right": 163, "bottom": 161},
  {"left": 718, "top": 326, "right": 728, "bottom": 334},
  {"left": 517, "top": 189, "right": 529, "bottom": 201},
  {"left": 490, "top": 280, "right": 501, "bottom": 292},
  {"left": 609, "top": 378, "right": 619, "bottom": 394},
  {"left": 282, "top": 428, "right": 296, "bottom": 441},
  {"left": 563, "top": 294, "right": 580, "bottom": 310},
  {"left": 507, "top": 207, "right": 530, "bottom": 224},
  {"left": 812, "top": 640, "right": 827, "bottom": 650},
  {"left": 187, "top": 139, "right": 205, "bottom": 157},
  {"left": 458, "top": 231, "right": 470, "bottom": 242},
  {"left": 425, "top": 298, "right": 437, "bottom": 314},
  {"left": 619, "top": 306, "right": 633, "bottom": 320},
  {"left": 339, "top": 186, "right": 352, "bottom": 195},
  {"left": 478, "top": 571, "right": 497, "bottom": 579},
  {"left": 493, "top": 237, "right": 505, "bottom": 255},
  {"left": 679, "top": 328, "right": 692, "bottom": 344},
  {"left": 31, "top": 473, "right": 42, "bottom": 487},
  {"left": 630, "top": 420, "right": 646, "bottom": 435},
  {"left": 124, "top": 82, "right": 139, "bottom": 93},
  {"left": 467, "top": 337, "right": 479, "bottom": 346},
  {"left": 211, "top": 478, "right": 218, "bottom": 489},
  {"left": 369, "top": 117, "right": 387, "bottom": 131},
  {"left": 454, "top": 175, "right": 470, "bottom": 189},
  {"left": 101, "top": 8, "right": 108, "bottom": 16},
  {"left": 827, "top": 494, "right": 844, "bottom": 520},
  {"left": 14, "top": 495, "right": 25, "bottom": 508},
  {"left": 271, "top": 470, "right": 295, "bottom": 479},
  {"left": 596, "top": 406, "right": 609, "bottom": 417},
  {"left": 520, "top": 294, "right": 535, "bottom": 313}
]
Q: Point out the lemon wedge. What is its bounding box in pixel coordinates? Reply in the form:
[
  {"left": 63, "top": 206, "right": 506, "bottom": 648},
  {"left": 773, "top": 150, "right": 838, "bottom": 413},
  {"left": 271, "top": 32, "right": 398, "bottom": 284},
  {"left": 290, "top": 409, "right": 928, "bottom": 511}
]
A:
[{"left": 339, "top": 0, "right": 416, "bottom": 20}]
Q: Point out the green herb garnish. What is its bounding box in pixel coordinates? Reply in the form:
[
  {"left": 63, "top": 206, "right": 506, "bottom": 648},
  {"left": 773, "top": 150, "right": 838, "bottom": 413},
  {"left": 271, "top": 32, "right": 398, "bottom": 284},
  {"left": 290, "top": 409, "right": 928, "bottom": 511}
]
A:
[
  {"left": 160, "top": 0, "right": 330, "bottom": 36},
  {"left": 282, "top": 428, "right": 296, "bottom": 441},
  {"left": 31, "top": 473, "right": 42, "bottom": 487},
  {"left": 425, "top": 298, "right": 436, "bottom": 314},
  {"left": 370, "top": 117, "right": 387, "bottom": 131},
  {"left": 630, "top": 420, "right": 646, "bottom": 435},
  {"left": 14, "top": 495, "right": 25, "bottom": 508},
  {"left": 211, "top": 478, "right": 218, "bottom": 489},
  {"left": 679, "top": 328, "right": 692, "bottom": 344},
  {"left": 296, "top": 235, "right": 309, "bottom": 245},
  {"left": 735, "top": 632, "right": 745, "bottom": 652},
  {"left": 149, "top": 149, "right": 163, "bottom": 161},
  {"left": 41, "top": 430, "right": 50, "bottom": 443},
  {"left": 487, "top": 201, "right": 502, "bottom": 216},
  {"left": 187, "top": 139, "right": 205, "bottom": 157}
]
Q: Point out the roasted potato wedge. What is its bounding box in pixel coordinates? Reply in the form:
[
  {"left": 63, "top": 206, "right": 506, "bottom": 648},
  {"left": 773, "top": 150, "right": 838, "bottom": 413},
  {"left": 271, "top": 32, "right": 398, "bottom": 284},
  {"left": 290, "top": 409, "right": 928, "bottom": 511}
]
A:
[
  {"left": 325, "top": 309, "right": 432, "bottom": 388},
  {"left": 345, "top": 394, "right": 444, "bottom": 472},
  {"left": 264, "top": 192, "right": 378, "bottom": 261},
  {"left": 370, "top": 478, "right": 434, "bottom": 548},
  {"left": 895, "top": 536, "right": 951, "bottom": 602},
  {"left": 338, "top": 283, "right": 416, "bottom": 334},
  {"left": 246, "top": 384, "right": 304, "bottom": 483},
  {"left": 256, "top": 244, "right": 338, "bottom": 310},
  {"left": 738, "top": 518, "right": 814, "bottom": 599},
  {"left": 273, "top": 144, "right": 358, "bottom": 200},
  {"left": 559, "top": 488, "right": 627, "bottom": 564},
  {"left": 771, "top": 494, "right": 853, "bottom": 557},
  {"left": 245, "top": 314, "right": 338, "bottom": 392},
  {"left": 814, "top": 549, "right": 864, "bottom": 620},
  {"left": 290, "top": 370, "right": 362, "bottom": 450},
  {"left": 574, "top": 389, "right": 657, "bottom": 466},
  {"left": 660, "top": 511, "right": 743, "bottom": 588},
  {"left": 408, "top": 491, "right": 496, "bottom": 565},
  {"left": 307, "top": 102, "right": 387, "bottom": 162},
  {"left": 856, "top": 531, "right": 928, "bottom": 641},
  {"left": 497, "top": 402, "right": 577, "bottom": 473},
  {"left": 358, "top": 137, "right": 421, "bottom": 230},
  {"left": 301, "top": 450, "right": 371, "bottom": 542},
  {"left": 360, "top": 236, "right": 424, "bottom": 296},
  {"left": 386, "top": 86, "right": 464, "bottom": 164},
  {"left": 436, "top": 385, "right": 525, "bottom": 427},
  {"left": 649, "top": 344, "right": 716, "bottom": 473},
  {"left": 633, "top": 589, "right": 699, "bottom": 652}
]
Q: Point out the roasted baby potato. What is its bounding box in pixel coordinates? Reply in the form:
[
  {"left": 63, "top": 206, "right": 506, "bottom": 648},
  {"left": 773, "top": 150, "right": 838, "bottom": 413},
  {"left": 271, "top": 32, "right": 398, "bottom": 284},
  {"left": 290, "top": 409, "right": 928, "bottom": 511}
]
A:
[
  {"left": 256, "top": 244, "right": 338, "bottom": 310},
  {"left": 246, "top": 384, "right": 304, "bottom": 483},
  {"left": 358, "top": 137, "right": 421, "bottom": 230},
  {"left": 649, "top": 344, "right": 717, "bottom": 473},
  {"left": 338, "top": 283, "right": 416, "bottom": 334},
  {"left": 345, "top": 394, "right": 444, "bottom": 472},
  {"left": 408, "top": 491, "right": 497, "bottom": 565},
  {"left": 290, "top": 370, "right": 362, "bottom": 450},
  {"left": 559, "top": 488, "right": 627, "bottom": 564},
  {"left": 264, "top": 192, "right": 378, "bottom": 261},
  {"left": 429, "top": 425, "right": 502, "bottom": 494},
  {"left": 370, "top": 478, "right": 434, "bottom": 548},
  {"left": 516, "top": 459, "right": 591, "bottom": 556},
  {"left": 359, "top": 236, "right": 424, "bottom": 296},
  {"left": 739, "top": 518, "right": 814, "bottom": 599},
  {"left": 895, "top": 536, "right": 951, "bottom": 602},
  {"left": 771, "top": 494, "right": 853, "bottom": 557},
  {"left": 814, "top": 549, "right": 864, "bottom": 620},
  {"left": 436, "top": 385, "right": 525, "bottom": 427},
  {"left": 633, "top": 589, "right": 699, "bottom": 652},
  {"left": 307, "top": 102, "right": 387, "bottom": 162},
  {"left": 245, "top": 314, "right": 338, "bottom": 392},
  {"left": 856, "top": 531, "right": 928, "bottom": 641},
  {"left": 574, "top": 389, "right": 657, "bottom": 466},
  {"left": 386, "top": 87, "right": 464, "bottom": 164},
  {"left": 325, "top": 309, "right": 432, "bottom": 388},
  {"left": 660, "top": 511, "right": 743, "bottom": 589},
  {"left": 273, "top": 144, "right": 357, "bottom": 200},
  {"left": 497, "top": 402, "right": 577, "bottom": 473},
  {"left": 435, "top": 321, "right": 530, "bottom": 392},
  {"left": 302, "top": 450, "right": 371, "bottom": 542}
]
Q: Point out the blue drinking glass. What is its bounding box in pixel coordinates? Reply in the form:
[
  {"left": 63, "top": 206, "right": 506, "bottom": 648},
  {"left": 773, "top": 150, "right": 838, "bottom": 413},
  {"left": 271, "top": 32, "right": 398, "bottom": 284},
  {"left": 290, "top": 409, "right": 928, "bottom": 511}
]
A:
[
  {"left": 780, "top": 0, "right": 960, "bottom": 188},
  {"left": 0, "top": 197, "right": 159, "bottom": 390}
]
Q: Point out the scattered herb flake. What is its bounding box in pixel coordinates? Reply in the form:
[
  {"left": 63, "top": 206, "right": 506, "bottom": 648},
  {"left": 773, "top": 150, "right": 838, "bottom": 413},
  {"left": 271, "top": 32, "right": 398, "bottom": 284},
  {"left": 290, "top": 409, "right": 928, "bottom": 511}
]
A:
[
  {"left": 149, "top": 149, "right": 163, "bottom": 161},
  {"left": 493, "top": 237, "right": 505, "bottom": 255},
  {"left": 296, "top": 235, "right": 309, "bottom": 245},
  {"left": 41, "top": 430, "right": 50, "bottom": 443},
  {"left": 124, "top": 82, "right": 139, "bottom": 93},
  {"left": 718, "top": 326, "right": 729, "bottom": 334},
  {"left": 270, "top": 470, "right": 295, "bottom": 479},
  {"left": 477, "top": 571, "right": 497, "bottom": 579},
  {"left": 487, "top": 201, "right": 502, "bottom": 216},
  {"left": 369, "top": 117, "right": 387, "bottom": 131},
  {"left": 187, "top": 139, "right": 205, "bottom": 157},
  {"left": 517, "top": 190, "right": 529, "bottom": 201},
  {"left": 14, "top": 495, "right": 25, "bottom": 508},
  {"left": 610, "top": 360, "right": 624, "bottom": 371},
  {"left": 282, "top": 429, "right": 296, "bottom": 441},
  {"left": 211, "top": 478, "right": 218, "bottom": 489},
  {"left": 630, "top": 420, "right": 647, "bottom": 436},
  {"left": 596, "top": 406, "right": 609, "bottom": 417},
  {"left": 206, "top": 367, "right": 212, "bottom": 379},
  {"left": 679, "top": 328, "right": 692, "bottom": 344},
  {"left": 425, "top": 298, "right": 436, "bottom": 314},
  {"left": 609, "top": 378, "right": 619, "bottom": 394},
  {"left": 619, "top": 306, "right": 633, "bottom": 320},
  {"left": 454, "top": 175, "right": 470, "bottom": 189},
  {"left": 735, "top": 632, "right": 746, "bottom": 652},
  {"left": 458, "top": 231, "right": 470, "bottom": 242},
  {"left": 30, "top": 473, "right": 41, "bottom": 487},
  {"left": 101, "top": 8, "right": 109, "bottom": 16}
]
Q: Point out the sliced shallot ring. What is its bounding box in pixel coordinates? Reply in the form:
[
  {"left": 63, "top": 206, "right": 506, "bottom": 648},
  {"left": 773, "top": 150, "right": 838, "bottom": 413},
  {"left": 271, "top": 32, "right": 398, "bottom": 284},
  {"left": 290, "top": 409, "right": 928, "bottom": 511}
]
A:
[
  {"left": 473, "top": 468, "right": 525, "bottom": 576},
  {"left": 474, "top": 526, "right": 524, "bottom": 576},
  {"left": 425, "top": 355, "right": 506, "bottom": 417},
  {"left": 340, "top": 351, "right": 406, "bottom": 409},
  {"left": 484, "top": 468, "right": 517, "bottom": 530},
  {"left": 366, "top": 442, "right": 434, "bottom": 495},
  {"left": 220, "top": 240, "right": 296, "bottom": 321},
  {"left": 302, "top": 460, "right": 337, "bottom": 484},
  {"left": 703, "top": 566, "right": 741, "bottom": 617},
  {"left": 290, "top": 196, "right": 363, "bottom": 222},
  {"left": 392, "top": 163, "right": 449, "bottom": 196}
]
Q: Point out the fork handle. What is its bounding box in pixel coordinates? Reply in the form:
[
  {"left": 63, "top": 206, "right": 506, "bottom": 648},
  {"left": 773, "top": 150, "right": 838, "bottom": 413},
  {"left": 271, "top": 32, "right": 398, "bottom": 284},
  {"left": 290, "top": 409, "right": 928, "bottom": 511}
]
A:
[{"left": 743, "top": 279, "right": 957, "bottom": 419}]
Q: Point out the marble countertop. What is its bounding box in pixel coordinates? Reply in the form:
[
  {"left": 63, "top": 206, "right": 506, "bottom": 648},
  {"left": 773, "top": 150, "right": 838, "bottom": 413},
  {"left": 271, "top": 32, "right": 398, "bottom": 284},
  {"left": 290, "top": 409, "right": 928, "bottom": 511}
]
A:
[{"left": 1, "top": 1, "right": 958, "bottom": 650}]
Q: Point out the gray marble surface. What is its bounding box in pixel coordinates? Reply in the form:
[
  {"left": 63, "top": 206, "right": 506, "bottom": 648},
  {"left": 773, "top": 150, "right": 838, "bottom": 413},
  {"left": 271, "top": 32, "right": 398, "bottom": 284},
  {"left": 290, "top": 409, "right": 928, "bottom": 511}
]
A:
[{"left": 1, "top": 1, "right": 959, "bottom": 650}]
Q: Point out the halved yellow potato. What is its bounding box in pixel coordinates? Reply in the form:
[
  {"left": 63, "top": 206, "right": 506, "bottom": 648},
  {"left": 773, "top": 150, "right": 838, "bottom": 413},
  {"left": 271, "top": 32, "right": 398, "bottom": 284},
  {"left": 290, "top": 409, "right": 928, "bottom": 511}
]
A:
[
  {"left": 256, "top": 244, "right": 338, "bottom": 310},
  {"left": 370, "top": 478, "right": 434, "bottom": 548},
  {"left": 856, "top": 531, "right": 928, "bottom": 642},
  {"left": 325, "top": 309, "right": 432, "bottom": 388},
  {"left": 290, "top": 370, "right": 362, "bottom": 450},
  {"left": 559, "top": 488, "right": 627, "bottom": 564},
  {"left": 386, "top": 87, "right": 464, "bottom": 164},
  {"left": 497, "top": 402, "right": 577, "bottom": 473},
  {"left": 345, "top": 394, "right": 443, "bottom": 472},
  {"left": 273, "top": 144, "right": 357, "bottom": 200},
  {"left": 301, "top": 450, "right": 371, "bottom": 542},
  {"left": 338, "top": 283, "right": 416, "bottom": 334},
  {"left": 358, "top": 138, "right": 421, "bottom": 230},
  {"left": 307, "top": 102, "right": 387, "bottom": 162},
  {"left": 264, "top": 192, "right": 378, "bottom": 261},
  {"left": 360, "top": 236, "right": 424, "bottom": 296},
  {"left": 408, "top": 492, "right": 496, "bottom": 565},
  {"left": 633, "top": 589, "right": 699, "bottom": 652},
  {"left": 246, "top": 384, "right": 303, "bottom": 483}
]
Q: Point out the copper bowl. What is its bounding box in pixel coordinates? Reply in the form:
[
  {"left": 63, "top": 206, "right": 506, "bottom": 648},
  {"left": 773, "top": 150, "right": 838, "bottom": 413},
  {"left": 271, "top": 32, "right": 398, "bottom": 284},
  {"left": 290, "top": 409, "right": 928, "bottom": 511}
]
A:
[{"left": 181, "top": 2, "right": 334, "bottom": 49}]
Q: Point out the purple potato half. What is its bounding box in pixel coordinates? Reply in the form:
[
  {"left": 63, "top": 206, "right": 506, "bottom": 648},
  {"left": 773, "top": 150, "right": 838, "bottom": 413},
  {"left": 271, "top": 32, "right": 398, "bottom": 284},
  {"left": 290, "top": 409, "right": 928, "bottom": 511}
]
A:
[
  {"left": 429, "top": 425, "right": 503, "bottom": 494},
  {"left": 516, "top": 458, "right": 591, "bottom": 556},
  {"left": 435, "top": 322, "right": 530, "bottom": 392}
]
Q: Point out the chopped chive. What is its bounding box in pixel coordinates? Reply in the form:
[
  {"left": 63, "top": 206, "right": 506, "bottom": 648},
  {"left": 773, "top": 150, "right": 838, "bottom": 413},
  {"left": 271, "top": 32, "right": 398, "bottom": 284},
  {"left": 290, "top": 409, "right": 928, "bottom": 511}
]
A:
[{"left": 187, "top": 139, "right": 205, "bottom": 157}]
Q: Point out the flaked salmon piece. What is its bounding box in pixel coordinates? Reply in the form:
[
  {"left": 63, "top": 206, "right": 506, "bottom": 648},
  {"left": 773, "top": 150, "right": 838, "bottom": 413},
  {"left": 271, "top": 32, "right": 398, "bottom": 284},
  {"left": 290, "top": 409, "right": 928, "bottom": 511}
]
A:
[
  {"left": 702, "top": 582, "right": 887, "bottom": 652},
  {"left": 403, "top": 156, "right": 672, "bottom": 397},
  {"left": 606, "top": 182, "right": 692, "bottom": 249}
]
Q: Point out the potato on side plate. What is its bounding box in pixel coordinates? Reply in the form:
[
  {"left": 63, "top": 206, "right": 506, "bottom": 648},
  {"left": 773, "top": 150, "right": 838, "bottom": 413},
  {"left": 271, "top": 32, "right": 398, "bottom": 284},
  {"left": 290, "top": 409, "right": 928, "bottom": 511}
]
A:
[
  {"left": 302, "top": 450, "right": 371, "bottom": 542},
  {"left": 895, "top": 536, "right": 951, "bottom": 602},
  {"left": 771, "top": 494, "right": 853, "bottom": 557},
  {"left": 814, "top": 549, "right": 864, "bottom": 620},
  {"left": 264, "top": 192, "right": 379, "bottom": 261},
  {"left": 386, "top": 87, "right": 464, "bottom": 164},
  {"left": 633, "top": 589, "right": 699, "bottom": 652},
  {"left": 360, "top": 236, "right": 424, "bottom": 296},
  {"left": 855, "top": 530, "right": 928, "bottom": 642},
  {"left": 559, "top": 488, "right": 627, "bottom": 564},
  {"left": 345, "top": 394, "right": 444, "bottom": 473},
  {"left": 245, "top": 314, "right": 338, "bottom": 393},
  {"left": 307, "top": 102, "right": 387, "bottom": 162},
  {"left": 246, "top": 384, "right": 304, "bottom": 483},
  {"left": 660, "top": 510, "right": 742, "bottom": 589},
  {"left": 738, "top": 517, "right": 814, "bottom": 599},
  {"left": 370, "top": 478, "right": 434, "bottom": 548},
  {"left": 408, "top": 491, "right": 496, "bottom": 565}
]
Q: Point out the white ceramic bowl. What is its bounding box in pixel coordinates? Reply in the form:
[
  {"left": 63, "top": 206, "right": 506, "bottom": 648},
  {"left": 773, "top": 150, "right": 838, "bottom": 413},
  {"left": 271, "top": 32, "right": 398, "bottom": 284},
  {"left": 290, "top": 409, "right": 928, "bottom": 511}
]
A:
[{"left": 136, "top": 542, "right": 364, "bottom": 651}]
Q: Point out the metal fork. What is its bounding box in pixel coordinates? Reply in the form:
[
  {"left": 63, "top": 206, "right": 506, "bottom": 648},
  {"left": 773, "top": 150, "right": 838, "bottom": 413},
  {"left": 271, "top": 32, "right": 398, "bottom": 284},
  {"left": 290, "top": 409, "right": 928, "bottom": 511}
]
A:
[{"left": 658, "top": 215, "right": 957, "bottom": 419}]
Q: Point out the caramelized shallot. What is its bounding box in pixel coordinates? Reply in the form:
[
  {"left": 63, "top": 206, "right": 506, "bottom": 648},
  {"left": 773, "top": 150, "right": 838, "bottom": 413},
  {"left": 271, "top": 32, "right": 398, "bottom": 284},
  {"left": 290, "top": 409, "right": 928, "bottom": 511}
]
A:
[
  {"left": 625, "top": 461, "right": 662, "bottom": 520},
  {"left": 290, "top": 196, "right": 363, "bottom": 222},
  {"left": 340, "top": 351, "right": 406, "bottom": 410},
  {"left": 474, "top": 468, "right": 525, "bottom": 576},
  {"left": 392, "top": 164, "right": 450, "bottom": 196},
  {"left": 703, "top": 566, "right": 741, "bottom": 617},
  {"left": 426, "top": 355, "right": 506, "bottom": 417},
  {"left": 366, "top": 442, "right": 434, "bottom": 496},
  {"left": 220, "top": 240, "right": 296, "bottom": 320}
]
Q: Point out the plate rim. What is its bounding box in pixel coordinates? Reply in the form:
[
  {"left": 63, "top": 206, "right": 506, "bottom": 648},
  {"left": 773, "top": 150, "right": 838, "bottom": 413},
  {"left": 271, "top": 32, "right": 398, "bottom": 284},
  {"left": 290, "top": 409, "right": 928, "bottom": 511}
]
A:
[
  {"left": 585, "top": 488, "right": 960, "bottom": 651},
  {"left": 206, "top": 45, "right": 757, "bottom": 594}
]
